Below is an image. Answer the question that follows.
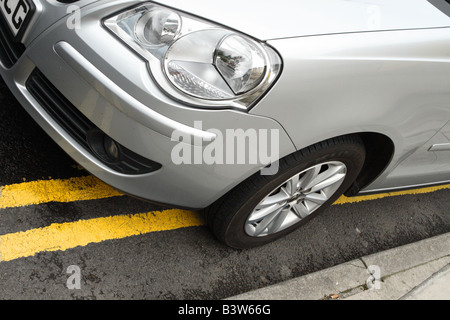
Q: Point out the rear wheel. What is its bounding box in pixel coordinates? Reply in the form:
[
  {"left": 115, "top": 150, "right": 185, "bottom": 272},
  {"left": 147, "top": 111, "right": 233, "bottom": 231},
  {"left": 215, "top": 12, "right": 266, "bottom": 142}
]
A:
[{"left": 205, "top": 135, "right": 366, "bottom": 249}]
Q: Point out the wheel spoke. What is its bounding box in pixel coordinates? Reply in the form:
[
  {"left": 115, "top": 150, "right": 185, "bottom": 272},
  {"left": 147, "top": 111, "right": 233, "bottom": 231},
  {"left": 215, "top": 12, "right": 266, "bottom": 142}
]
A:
[
  {"left": 298, "top": 165, "right": 321, "bottom": 190},
  {"left": 286, "top": 174, "right": 300, "bottom": 195},
  {"left": 309, "top": 172, "right": 345, "bottom": 193},
  {"left": 255, "top": 188, "right": 290, "bottom": 210},
  {"left": 305, "top": 163, "right": 346, "bottom": 193},
  {"left": 247, "top": 203, "right": 284, "bottom": 224},
  {"left": 251, "top": 206, "right": 286, "bottom": 237},
  {"left": 303, "top": 191, "right": 328, "bottom": 205},
  {"left": 266, "top": 207, "right": 292, "bottom": 235},
  {"left": 292, "top": 202, "right": 310, "bottom": 219}
]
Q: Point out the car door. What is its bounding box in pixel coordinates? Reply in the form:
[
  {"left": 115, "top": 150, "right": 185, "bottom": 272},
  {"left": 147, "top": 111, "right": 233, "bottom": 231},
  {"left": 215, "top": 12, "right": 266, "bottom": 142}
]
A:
[{"left": 381, "top": 121, "right": 450, "bottom": 189}]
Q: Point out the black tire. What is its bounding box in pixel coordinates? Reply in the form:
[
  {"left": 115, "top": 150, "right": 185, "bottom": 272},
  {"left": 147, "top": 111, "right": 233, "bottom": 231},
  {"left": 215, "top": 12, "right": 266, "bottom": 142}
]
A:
[{"left": 205, "top": 135, "right": 366, "bottom": 249}]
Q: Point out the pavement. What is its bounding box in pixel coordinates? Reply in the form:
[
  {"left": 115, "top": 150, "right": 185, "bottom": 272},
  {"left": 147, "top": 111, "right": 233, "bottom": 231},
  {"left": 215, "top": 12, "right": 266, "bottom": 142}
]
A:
[{"left": 227, "top": 232, "right": 450, "bottom": 300}]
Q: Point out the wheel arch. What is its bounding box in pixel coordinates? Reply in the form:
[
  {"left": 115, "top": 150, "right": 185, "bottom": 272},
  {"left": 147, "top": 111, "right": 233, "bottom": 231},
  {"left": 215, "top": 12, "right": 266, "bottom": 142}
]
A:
[{"left": 344, "top": 132, "right": 395, "bottom": 196}]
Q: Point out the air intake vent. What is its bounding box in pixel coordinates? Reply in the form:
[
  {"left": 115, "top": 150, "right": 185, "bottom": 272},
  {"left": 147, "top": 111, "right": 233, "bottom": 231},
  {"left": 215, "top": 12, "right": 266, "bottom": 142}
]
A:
[{"left": 26, "top": 69, "right": 162, "bottom": 175}]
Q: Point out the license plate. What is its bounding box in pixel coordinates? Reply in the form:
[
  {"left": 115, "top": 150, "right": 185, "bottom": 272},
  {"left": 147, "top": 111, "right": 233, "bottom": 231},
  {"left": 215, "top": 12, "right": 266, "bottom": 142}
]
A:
[{"left": 0, "top": 0, "right": 34, "bottom": 39}]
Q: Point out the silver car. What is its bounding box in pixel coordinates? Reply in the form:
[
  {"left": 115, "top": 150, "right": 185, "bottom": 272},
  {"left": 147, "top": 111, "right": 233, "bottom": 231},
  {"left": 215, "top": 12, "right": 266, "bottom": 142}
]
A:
[{"left": 1, "top": 0, "right": 450, "bottom": 248}]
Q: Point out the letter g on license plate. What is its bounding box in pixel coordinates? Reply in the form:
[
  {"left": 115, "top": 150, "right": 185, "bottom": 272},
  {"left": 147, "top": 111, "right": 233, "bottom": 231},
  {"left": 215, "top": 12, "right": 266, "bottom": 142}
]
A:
[{"left": 0, "top": 0, "right": 34, "bottom": 39}]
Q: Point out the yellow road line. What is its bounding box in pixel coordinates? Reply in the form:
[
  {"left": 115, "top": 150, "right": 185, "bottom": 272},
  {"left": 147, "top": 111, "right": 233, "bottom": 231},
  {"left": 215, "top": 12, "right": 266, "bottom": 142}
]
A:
[
  {"left": 0, "top": 176, "right": 123, "bottom": 209},
  {"left": 0, "top": 177, "right": 449, "bottom": 262},
  {"left": 1, "top": 175, "right": 449, "bottom": 210},
  {"left": 334, "top": 184, "right": 450, "bottom": 205},
  {"left": 0, "top": 209, "right": 203, "bottom": 262}
]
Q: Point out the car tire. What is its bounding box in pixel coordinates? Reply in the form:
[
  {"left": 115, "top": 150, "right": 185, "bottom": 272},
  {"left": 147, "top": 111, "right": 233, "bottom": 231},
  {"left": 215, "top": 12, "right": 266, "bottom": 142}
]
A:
[{"left": 205, "top": 135, "right": 366, "bottom": 249}]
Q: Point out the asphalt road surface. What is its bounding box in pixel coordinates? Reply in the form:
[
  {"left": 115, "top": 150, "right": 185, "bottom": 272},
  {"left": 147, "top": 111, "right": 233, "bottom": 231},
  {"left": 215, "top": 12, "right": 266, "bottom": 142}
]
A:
[{"left": 0, "top": 78, "right": 449, "bottom": 300}]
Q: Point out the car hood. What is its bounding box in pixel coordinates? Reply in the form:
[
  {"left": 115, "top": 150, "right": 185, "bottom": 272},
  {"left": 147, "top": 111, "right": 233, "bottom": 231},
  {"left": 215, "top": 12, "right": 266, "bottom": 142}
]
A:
[{"left": 154, "top": 0, "right": 450, "bottom": 40}]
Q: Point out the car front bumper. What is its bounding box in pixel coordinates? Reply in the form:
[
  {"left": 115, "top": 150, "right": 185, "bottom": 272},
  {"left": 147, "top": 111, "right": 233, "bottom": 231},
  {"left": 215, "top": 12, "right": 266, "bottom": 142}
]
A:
[{"left": 0, "top": 0, "right": 296, "bottom": 209}]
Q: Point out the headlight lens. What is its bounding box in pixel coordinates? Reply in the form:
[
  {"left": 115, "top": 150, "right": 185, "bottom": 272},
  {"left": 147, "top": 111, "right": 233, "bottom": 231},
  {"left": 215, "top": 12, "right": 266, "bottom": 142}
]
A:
[
  {"left": 104, "top": 3, "right": 282, "bottom": 110},
  {"left": 215, "top": 34, "right": 267, "bottom": 95},
  {"left": 134, "top": 8, "right": 181, "bottom": 46}
]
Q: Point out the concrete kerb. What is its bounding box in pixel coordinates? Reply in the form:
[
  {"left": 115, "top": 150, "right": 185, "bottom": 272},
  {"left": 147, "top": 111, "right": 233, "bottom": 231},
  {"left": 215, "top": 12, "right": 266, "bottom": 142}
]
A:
[{"left": 227, "top": 232, "right": 450, "bottom": 300}]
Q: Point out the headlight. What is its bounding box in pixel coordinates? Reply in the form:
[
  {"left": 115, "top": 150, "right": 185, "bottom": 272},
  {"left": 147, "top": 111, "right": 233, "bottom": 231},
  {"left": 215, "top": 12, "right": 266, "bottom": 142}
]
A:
[{"left": 104, "top": 3, "right": 282, "bottom": 110}]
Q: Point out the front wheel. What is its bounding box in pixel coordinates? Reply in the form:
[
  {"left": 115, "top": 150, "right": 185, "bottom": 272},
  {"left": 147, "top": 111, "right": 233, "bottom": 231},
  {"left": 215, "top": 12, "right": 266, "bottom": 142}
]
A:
[{"left": 205, "top": 135, "right": 366, "bottom": 249}]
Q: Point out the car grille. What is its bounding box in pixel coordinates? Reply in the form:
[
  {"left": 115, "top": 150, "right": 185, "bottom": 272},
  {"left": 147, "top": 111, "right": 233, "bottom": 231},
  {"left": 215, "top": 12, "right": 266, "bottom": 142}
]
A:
[
  {"left": 0, "top": 13, "right": 25, "bottom": 68},
  {"left": 26, "top": 69, "right": 162, "bottom": 175}
]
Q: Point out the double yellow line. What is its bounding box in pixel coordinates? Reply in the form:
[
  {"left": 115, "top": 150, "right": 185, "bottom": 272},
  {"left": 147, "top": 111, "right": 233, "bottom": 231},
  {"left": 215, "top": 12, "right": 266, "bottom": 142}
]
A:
[
  {"left": 0, "top": 176, "right": 203, "bottom": 262},
  {"left": 0, "top": 176, "right": 449, "bottom": 262},
  {"left": 0, "top": 176, "right": 122, "bottom": 209}
]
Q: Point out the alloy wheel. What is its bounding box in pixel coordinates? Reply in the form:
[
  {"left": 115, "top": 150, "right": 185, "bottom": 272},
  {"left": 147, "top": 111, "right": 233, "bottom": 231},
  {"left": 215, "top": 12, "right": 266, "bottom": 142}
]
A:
[{"left": 245, "top": 161, "right": 347, "bottom": 237}]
